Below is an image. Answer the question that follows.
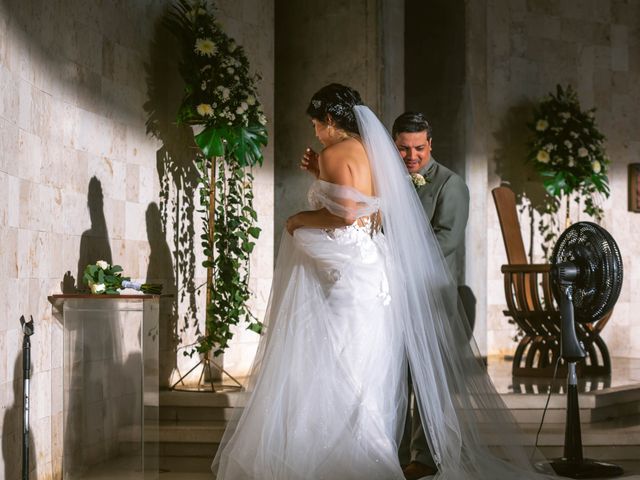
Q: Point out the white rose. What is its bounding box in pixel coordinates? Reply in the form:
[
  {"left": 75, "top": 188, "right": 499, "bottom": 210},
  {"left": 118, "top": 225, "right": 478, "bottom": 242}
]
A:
[
  {"left": 411, "top": 173, "right": 427, "bottom": 187},
  {"left": 96, "top": 260, "right": 109, "bottom": 270},
  {"left": 592, "top": 160, "right": 602, "bottom": 173},
  {"left": 91, "top": 283, "right": 106, "bottom": 294},
  {"left": 536, "top": 150, "right": 550, "bottom": 164},
  {"left": 578, "top": 147, "right": 589, "bottom": 158}
]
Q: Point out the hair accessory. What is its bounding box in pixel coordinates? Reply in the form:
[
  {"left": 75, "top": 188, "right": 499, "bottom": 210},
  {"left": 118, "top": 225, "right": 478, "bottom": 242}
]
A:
[{"left": 312, "top": 99, "right": 321, "bottom": 108}]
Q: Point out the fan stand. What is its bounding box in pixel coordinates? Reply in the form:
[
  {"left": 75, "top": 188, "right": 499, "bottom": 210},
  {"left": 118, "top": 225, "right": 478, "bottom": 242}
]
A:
[{"left": 537, "top": 280, "right": 623, "bottom": 479}]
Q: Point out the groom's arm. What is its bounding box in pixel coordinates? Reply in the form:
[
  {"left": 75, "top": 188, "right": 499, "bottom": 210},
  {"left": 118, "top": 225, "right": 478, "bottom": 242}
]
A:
[{"left": 432, "top": 175, "right": 469, "bottom": 257}]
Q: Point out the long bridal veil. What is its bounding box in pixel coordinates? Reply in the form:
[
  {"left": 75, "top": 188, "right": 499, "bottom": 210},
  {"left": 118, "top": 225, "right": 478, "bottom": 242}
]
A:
[
  {"left": 354, "top": 105, "right": 554, "bottom": 478},
  {"left": 212, "top": 104, "right": 556, "bottom": 480}
]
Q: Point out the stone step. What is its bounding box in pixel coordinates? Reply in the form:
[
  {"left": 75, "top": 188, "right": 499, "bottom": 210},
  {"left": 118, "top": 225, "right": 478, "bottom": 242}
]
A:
[
  {"left": 159, "top": 420, "right": 226, "bottom": 444},
  {"left": 156, "top": 390, "right": 640, "bottom": 470}
]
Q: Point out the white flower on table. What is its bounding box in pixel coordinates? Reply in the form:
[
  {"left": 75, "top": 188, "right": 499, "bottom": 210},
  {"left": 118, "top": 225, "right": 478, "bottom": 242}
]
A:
[
  {"left": 91, "top": 283, "right": 106, "bottom": 294},
  {"left": 96, "top": 260, "right": 109, "bottom": 270}
]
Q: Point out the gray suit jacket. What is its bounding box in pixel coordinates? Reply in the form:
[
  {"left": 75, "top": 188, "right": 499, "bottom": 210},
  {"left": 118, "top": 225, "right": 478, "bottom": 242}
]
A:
[{"left": 416, "top": 158, "right": 469, "bottom": 281}]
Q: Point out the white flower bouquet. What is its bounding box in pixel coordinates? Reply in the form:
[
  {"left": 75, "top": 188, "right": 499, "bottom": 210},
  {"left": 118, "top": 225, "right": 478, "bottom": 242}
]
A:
[
  {"left": 167, "top": 0, "right": 267, "bottom": 164},
  {"left": 82, "top": 261, "right": 163, "bottom": 295},
  {"left": 528, "top": 85, "right": 610, "bottom": 221}
]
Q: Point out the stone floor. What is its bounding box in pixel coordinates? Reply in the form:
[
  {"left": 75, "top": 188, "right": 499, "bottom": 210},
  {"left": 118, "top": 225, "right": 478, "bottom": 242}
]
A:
[
  {"left": 488, "top": 355, "right": 640, "bottom": 394},
  {"left": 79, "top": 356, "right": 640, "bottom": 479}
]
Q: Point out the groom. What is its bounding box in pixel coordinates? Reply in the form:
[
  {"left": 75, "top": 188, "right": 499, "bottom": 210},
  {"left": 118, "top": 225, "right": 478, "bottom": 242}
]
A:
[{"left": 393, "top": 112, "right": 470, "bottom": 480}]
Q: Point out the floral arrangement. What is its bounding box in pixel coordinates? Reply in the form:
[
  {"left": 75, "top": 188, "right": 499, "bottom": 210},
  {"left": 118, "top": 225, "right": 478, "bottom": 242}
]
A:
[
  {"left": 83, "top": 261, "right": 163, "bottom": 295},
  {"left": 527, "top": 85, "right": 610, "bottom": 256},
  {"left": 167, "top": 0, "right": 267, "bottom": 162},
  {"left": 410, "top": 172, "right": 428, "bottom": 188},
  {"left": 167, "top": 0, "right": 266, "bottom": 357}
]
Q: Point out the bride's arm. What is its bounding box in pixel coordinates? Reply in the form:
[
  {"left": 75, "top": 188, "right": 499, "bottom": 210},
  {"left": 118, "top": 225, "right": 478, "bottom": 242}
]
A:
[{"left": 286, "top": 148, "right": 356, "bottom": 234}]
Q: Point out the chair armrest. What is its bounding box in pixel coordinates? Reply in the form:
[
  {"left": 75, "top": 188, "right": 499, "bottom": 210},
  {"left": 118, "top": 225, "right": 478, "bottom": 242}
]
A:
[{"left": 501, "top": 264, "right": 551, "bottom": 273}]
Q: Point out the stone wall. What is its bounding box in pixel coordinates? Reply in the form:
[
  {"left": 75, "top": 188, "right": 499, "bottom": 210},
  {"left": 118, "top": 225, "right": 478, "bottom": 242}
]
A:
[
  {"left": 274, "top": 0, "right": 404, "bottom": 248},
  {"left": 473, "top": 0, "right": 640, "bottom": 357},
  {"left": 0, "top": 0, "right": 274, "bottom": 477}
]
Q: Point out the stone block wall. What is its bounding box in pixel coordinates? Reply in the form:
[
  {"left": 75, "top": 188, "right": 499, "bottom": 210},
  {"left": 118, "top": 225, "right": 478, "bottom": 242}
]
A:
[
  {"left": 475, "top": 0, "right": 640, "bottom": 357},
  {"left": 0, "top": 0, "right": 274, "bottom": 477}
]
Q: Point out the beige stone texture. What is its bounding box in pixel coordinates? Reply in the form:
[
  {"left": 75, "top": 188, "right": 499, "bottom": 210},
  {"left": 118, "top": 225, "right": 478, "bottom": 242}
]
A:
[
  {"left": 0, "top": 0, "right": 274, "bottom": 476},
  {"left": 477, "top": 0, "right": 640, "bottom": 359}
]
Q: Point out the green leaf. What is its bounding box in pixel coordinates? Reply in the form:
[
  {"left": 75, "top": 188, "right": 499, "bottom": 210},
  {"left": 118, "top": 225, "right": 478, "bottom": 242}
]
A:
[
  {"left": 235, "top": 124, "right": 267, "bottom": 167},
  {"left": 247, "top": 321, "right": 263, "bottom": 334},
  {"left": 195, "top": 127, "right": 225, "bottom": 159}
]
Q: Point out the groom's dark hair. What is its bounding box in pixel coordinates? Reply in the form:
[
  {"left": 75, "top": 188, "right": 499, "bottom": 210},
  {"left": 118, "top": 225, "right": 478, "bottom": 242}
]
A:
[{"left": 392, "top": 112, "right": 432, "bottom": 140}]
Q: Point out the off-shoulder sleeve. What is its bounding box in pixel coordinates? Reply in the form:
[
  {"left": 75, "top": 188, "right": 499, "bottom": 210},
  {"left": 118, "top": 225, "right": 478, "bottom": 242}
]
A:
[{"left": 307, "top": 180, "right": 380, "bottom": 219}]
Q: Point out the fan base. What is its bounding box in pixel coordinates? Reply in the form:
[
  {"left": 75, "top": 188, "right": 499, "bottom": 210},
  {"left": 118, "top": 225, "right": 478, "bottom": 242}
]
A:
[{"left": 536, "top": 458, "right": 623, "bottom": 478}]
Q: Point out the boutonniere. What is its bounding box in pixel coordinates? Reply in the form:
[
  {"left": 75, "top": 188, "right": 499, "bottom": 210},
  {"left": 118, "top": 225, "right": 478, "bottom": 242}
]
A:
[{"left": 410, "top": 172, "right": 430, "bottom": 189}]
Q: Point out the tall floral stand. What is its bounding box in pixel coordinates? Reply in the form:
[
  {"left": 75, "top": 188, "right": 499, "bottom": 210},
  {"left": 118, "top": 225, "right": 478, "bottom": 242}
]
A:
[{"left": 50, "top": 294, "right": 161, "bottom": 480}]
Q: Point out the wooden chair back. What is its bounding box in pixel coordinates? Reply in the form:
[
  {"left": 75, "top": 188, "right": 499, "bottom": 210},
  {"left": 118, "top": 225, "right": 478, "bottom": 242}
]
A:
[{"left": 492, "top": 186, "right": 528, "bottom": 265}]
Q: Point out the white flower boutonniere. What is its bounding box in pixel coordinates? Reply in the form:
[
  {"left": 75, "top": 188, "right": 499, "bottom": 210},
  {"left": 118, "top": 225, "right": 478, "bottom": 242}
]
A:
[{"left": 411, "top": 173, "right": 428, "bottom": 188}]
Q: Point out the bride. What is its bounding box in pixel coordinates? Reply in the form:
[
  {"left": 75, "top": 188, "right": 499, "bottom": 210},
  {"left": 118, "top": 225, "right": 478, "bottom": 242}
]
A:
[{"left": 212, "top": 84, "right": 555, "bottom": 479}]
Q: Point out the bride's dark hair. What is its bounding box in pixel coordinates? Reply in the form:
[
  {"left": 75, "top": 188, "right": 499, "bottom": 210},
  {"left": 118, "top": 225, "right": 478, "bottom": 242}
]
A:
[{"left": 306, "top": 83, "right": 363, "bottom": 135}]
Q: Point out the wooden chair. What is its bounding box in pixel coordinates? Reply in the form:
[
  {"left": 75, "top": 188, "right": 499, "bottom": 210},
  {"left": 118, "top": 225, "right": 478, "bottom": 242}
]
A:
[{"left": 492, "top": 186, "right": 612, "bottom": 377}]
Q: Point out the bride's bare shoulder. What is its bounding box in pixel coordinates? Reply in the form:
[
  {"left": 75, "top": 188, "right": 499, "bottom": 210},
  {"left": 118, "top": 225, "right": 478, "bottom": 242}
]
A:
[
  {"left": 319, "top": 138, "right": 372, "bottom": 191},
  {"left": 321, "top": 138, "right": 366, "bottom": 163}
]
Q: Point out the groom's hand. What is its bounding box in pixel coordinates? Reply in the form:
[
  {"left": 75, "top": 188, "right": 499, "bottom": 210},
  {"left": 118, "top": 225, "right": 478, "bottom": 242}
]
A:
[{"left": 300, "top": 147, "right": 319, "bottom": 177}]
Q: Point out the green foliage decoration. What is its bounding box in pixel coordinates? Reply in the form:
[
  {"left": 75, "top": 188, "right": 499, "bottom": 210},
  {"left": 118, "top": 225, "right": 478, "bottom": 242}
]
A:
[
  {"left": 527, "top": 85, "right": 610, "bottom": 258},
  {"left": 167, "top": 0, "right": 267, "bottom": 356}
]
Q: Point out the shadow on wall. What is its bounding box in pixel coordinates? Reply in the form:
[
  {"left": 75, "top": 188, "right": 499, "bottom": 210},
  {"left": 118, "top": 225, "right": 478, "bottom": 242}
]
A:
[
  {"left": 60, "top": 176, "right": 113, "bottom": 292},
  {"left": 2, "top": 356, "right": 38, "bottom": 480},
  {"left": 492, "top": 103, "right": 551, "bottom": 262},
  {"left": 0, "top": 0, "right": 166, "bottom": 126},
  {"left": 143, "top": 7, "right": 203, "bottom": 384},
  {"left": 145, "top": 202, "right": 179, "bottom": 385}
]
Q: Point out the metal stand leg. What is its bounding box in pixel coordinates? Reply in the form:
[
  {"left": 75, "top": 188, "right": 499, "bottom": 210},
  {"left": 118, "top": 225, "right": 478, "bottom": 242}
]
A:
[
  {"left": 20, "top": 315, "right": 34, "bottom": 480},
  {"left": 170, "top": 351, "right": 242, "bottom": 392},
  {"left": 540, "top": 362, "right": 624, "bottom": 478}
]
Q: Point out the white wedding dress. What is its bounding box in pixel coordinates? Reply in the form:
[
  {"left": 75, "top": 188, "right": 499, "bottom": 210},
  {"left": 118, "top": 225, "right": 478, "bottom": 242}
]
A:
[{"left": 213, "top": 107, "right": 556, "bottom": 479}]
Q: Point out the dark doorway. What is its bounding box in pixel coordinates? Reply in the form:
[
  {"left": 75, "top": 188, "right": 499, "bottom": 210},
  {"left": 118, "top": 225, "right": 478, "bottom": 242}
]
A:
[{"left": 405, "top": 0, "right": 466, "bottom": 176}]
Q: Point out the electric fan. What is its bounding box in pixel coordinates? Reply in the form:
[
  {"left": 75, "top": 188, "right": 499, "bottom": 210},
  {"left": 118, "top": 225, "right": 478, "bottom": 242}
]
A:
[{"left": 538, "top": 222, "right": 624, "bottom": 478}]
